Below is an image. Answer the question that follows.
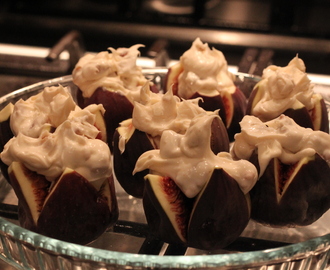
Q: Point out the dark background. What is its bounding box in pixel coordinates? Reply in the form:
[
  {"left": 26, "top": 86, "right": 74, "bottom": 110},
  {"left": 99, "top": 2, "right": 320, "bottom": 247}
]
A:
[{"left": 0, "top": 0, "right": 330, "bottom": 74}]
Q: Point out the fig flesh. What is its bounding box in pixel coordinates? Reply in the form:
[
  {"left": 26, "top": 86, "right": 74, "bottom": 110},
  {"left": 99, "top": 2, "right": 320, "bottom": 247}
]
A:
[
  {"left": 143, "top": 174, "right": 193, "bottom": 244},
  {"left": 249, "top": 153, "right": 330, "bottom": 226},
  {"left": 8, "top": 162, "right": 118, "bottom": 244}
]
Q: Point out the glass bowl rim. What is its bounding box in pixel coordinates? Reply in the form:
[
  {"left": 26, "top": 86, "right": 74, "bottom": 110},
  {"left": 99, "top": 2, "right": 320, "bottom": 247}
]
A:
[{"left": 0, "top": 73, "right": 329, "bottom": 268}]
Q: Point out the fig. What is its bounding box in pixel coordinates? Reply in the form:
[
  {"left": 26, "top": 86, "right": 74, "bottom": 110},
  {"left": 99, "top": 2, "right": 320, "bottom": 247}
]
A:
[
  {"left": 8, "top": 162, "right": 118, "bottom": 244},
  {"left": 0, "top": 85, "right": 118, "bottom": 244},
  {"left": 232, "top": 114, "right": 330, "bottom": 227},
  {"left": 113, "top": 112, "right": 229, "bottom": 198},
  {"left": 163, "top": 38, "right": 247, "bottom": 140},
  {"left": 72, "top": 45, "right": 157, "bottom": 151},
  {"left": 249, "top": 153, "right": 330, "bottom": 226},
  {"left": 246, "top": 56, "right": 329, "bottom": 133},
  {"left": 143, "top": 168, "right": 251, "bottom": 250},
  {"left": 134, "top": 113, "right": 257, "bottom": 250}
]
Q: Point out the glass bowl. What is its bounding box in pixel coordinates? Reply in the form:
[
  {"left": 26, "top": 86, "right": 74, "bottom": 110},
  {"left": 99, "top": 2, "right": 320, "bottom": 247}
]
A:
[{"left": 0, "top": 70, "right": 329, "bottom": 270}]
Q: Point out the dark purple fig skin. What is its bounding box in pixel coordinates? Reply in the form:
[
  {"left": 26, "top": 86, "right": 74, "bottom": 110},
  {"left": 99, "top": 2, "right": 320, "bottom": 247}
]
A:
[
  {"left": 188, "top": 168, "right": 250, "bottom": 250},
  {"left": 314, "top": 98, "right": 329, "bottom": 133},
  {"left": 37, "top": 171, "right": 118, "bottom": 245},
  {"left": 189, "top": 87, "right": 246, "bottom": 141},
  {"left": 190, "top": 92, "right": 227, "bottom": 129},
  {"left": 249, "top": 153, "right": 330, "bottom": 226},
  {"left": 245, "top": 87, "right": 257, "bottom": 116},
  {"left": 77, "top": 87, "right": 134, "bottom": 151},
  {"left": 226, "top": 87, "right": 247, "bottom": 140},
  {"left": 143, "top": 176, "right": 194, "bottom": 245},
  {"left": 113, "top": 128, "right": 154, "bottom": 198},
  {"left": 210, "top": 116, "right": 230, "bottom": 154},
  {"left": 283, "top": 107, "right": 314, "bottom": 130},
  {"left": 0, "top": 105, "right": 14, "bottom": 182}
]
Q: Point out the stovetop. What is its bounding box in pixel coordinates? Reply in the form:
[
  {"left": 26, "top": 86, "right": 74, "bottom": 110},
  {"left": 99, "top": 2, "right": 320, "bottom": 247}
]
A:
[{"left": 0, "top": 0, "right": 330, "bottom": 96}]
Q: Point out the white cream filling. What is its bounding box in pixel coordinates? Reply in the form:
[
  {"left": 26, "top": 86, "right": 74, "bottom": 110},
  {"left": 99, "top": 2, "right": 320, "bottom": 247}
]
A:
[
  {"left": 177, "top": 38, "right": 236, "bottom": 99},
  {"left": 1, "top": 86, "right": 111, "bottom": 187},
  {"left": 251, "top": 56, "right": 315, "bottom": 121},
  {"left": 72, "top": 44, "right": 150, "bottom": 102}
]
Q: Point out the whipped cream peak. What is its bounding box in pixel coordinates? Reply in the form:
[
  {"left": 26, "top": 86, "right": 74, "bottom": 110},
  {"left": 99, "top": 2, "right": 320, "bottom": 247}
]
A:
[
  {"left": 131, "top": 86, "right": 208, "bottom": 138},
  {"left": 134, "top": 114, "right": 258, "bottom": 198},
  {"left": 177, "top": 37, "right": 236, "bottom": 99},
  {"left": 10, "top": 85, "right": 76, "bottom": 138},
  {"left": 232, "top": 114, "right": 330, "bottom": 177},
  {"left": 72, "top": 44, "right": 149, "bottom": 101},
  {"left": 252, "top": 56, "right": 315, "bottom": 121},
  {"left": 1, "top": 86, "right": 111, "bottom": 187}
]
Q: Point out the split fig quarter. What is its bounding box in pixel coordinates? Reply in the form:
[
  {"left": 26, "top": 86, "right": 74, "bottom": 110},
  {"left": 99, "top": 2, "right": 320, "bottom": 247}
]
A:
[
  {"left": 113, "top": 128, "right": 154, "bottom": 198},
  {"left": 143, "top": 175, "right": 193, "bottom": 245},
  {"left": 188, "top": 168, "right": 250, "bottom": 250},
  {"left": 143, "top": 169, "right": 250, "bottom": 250}
]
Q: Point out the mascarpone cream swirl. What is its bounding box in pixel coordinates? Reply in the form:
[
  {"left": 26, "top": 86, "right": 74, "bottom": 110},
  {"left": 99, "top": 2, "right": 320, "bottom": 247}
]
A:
[
  {"left": 1, "top": 85, "right": 112, "bottom": 188},
  {"left": 132, "top": 85, "right": 207, "bottom": 137},
  {"left": 133, "top": 114, "right": 258, "bottom": 198},
  {"left": 10, "top": 85, "right": 76, "bottom": 138},
  {"left": 232, "top": 114, "right": 330, "bottom": 177},
  {"left": 118, "top": 84, "right": 211, "bottom": 153},
  {"left": 177, "top": 37, "right": 236, "bottom": 99},
  {"left": 252, "top": 56, "right": 316, "bottom": 121},
  {"left": 72, "top": 44, "right": 149, "bottom": 102}
]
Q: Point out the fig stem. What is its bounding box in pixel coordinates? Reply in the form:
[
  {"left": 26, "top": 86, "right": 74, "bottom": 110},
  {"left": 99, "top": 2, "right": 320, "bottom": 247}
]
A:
[{"left": 163, "top": 243, "right": 187, "bottom": 255}]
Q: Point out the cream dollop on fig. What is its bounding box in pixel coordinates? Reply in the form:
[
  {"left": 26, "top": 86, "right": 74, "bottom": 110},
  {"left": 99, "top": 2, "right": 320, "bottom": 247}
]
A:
[
  {"left": 164, "top": 38, "right": 247, "bottom": 140},
  {"left": 72, "top": 45, "right": 156, "bottom": 148},
  {"left": 72, "top": 44, "right": 148, "bottom": 100},
  {"left": 246, "top": 56, "right": 329, "bottom": 132},
  {"left": 135, "top": 114, "right": 257, "bottom": 197},
  {"left": 10, "top": 85, "right": 76, "bottom": 138},
  {"left": 113, "top": 86, "right": 229, "bottom": 197}
]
